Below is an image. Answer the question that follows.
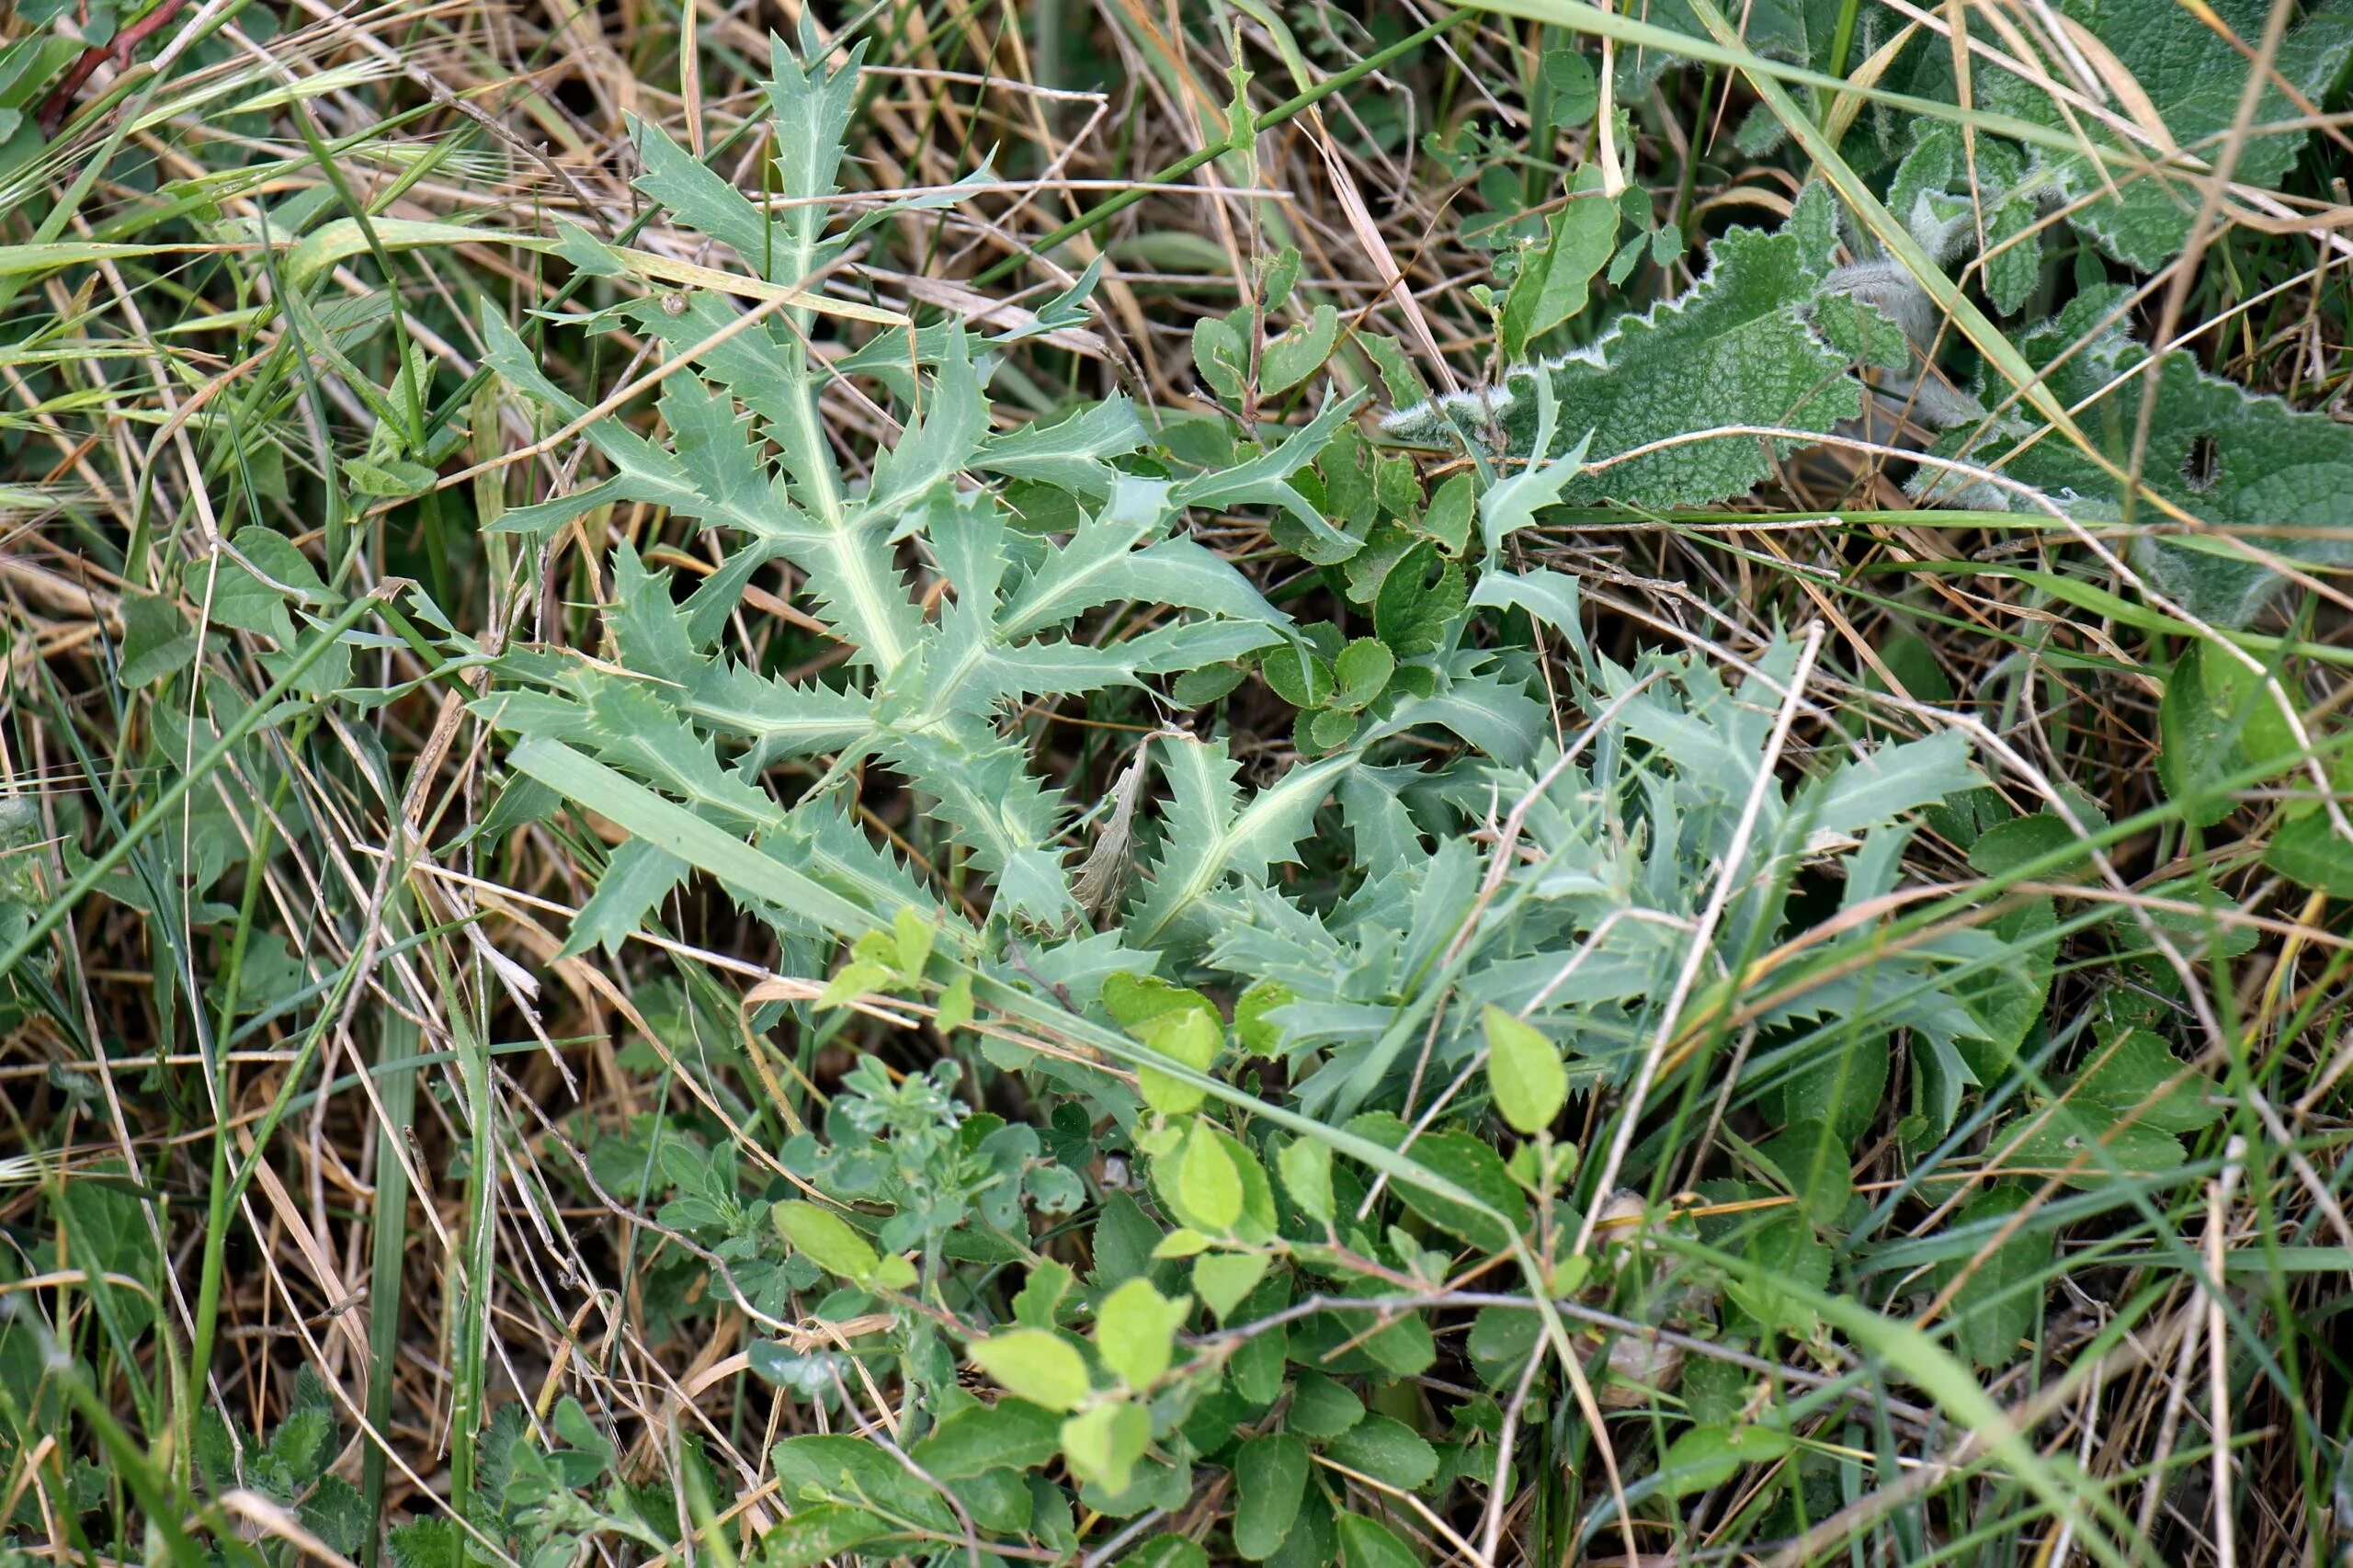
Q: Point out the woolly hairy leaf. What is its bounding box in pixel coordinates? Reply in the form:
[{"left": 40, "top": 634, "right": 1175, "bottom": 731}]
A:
[
  {"left": 1917, "top": 287, "right": 2353, "bottom": 627},
  {"left": 1382, "top": 186, "right": 1870, "bottom": 509},
  {"left": 1894, "top": 0, "right": 2353, "bottom": 273}
]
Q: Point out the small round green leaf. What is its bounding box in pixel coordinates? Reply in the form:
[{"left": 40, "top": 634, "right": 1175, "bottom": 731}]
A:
[
  {"left": 1329, "top": 639, "right": 1394, "bottom": 712},
  {"left": 1260, "top": 644, "right": 1334, "bottom": 709},
  {"left": 1657, "top": 1423, "right": 1792, "bottom": 1496},
  {"left": 1093, "top": 1278, "right": 1191, "bottom": 1392},
  {"left": 1191, "top": 1251, "right": 1269, "bottom": 1324},
  {"left": 1278, "top": 1136, "right": 1334, "bottom": 1226}
]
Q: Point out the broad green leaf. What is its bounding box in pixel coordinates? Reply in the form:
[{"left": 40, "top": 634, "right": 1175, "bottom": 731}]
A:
[
  {"left": 2072, "top": 1029, "right": 2219, "bottom": 1136},
  {"left": 1888, "top": 2, "right": 2353, "bottom": 277},
  {"left": 1131, "top": 1537, "right": 1210, "bottom": 1568},
  {"left": 771, "top": 1435, "right": 956, "bottom": 1530},
  {"left": 1235, "top": 980, "right": 1295, "bottom": 1056},
  {"left": 2264, "top": 807, "right": 2353, "bottom": 899},
  {"left": 1014, "top": 1261, "right": 1075, "bottom": 1330},
  {"left": 1481, "top": 1006, "right": 1566, "bottom": 1135},
  {"left": 2006, "top": 1104, "right": 2189, "bottom": 1187},
  {"left": 1916, "top": 286, "right": 2353, "bottom": 627},
  {"left": 1153, "top": 1229, "right": 1212, "bottom": 1259},
  {"left": 1133, "top": 1008, "right": 1222, "bottom": 1117},
  {"left": 1498, "top": 165, "right": 1616, "bottom": 358},
  {"left": 937, "top": 973, "right": 976, "bottom": 1034},
  {"left": 815, "top": 957, "right": 896, "bottom": 1011},
  {"left": 118, "top": 592, "right": 196, "bottom": 687},
  {"left": 1930, "top": 1187, "right": 2052, "bottom": 1369},
  {"left": 1968, "top": 812, "right": 2091, "bottom": 882},
  {"left": 968, "top": 1329, "right": 1092, "bottom": 1413},
  {"left": 1725, "top": 1210, "right": 1829, "bottom": 1337},
  {"left": 892, "top": 905, "right": 935, "bottom": 980},
  {"left": 2160, "top": 641, "right": 2299, "bottom": 827},
  {"left": 1263, "top": 644, "right": 1336, "bottom": 709},
  {"left": 1279, "top": 1136, "right": 1335, "bottom": 1226},
  {"left": 1193, "top": 314, "right": 1248, "bottom": 403},
  {"left": 909, "top": 1401, "right": 1064, "bottom": 1480},
  {"left": 1287, "top": 1371, "right": 1364, "bottom": 1438},
  {"left": 1386, "top": 186, "right": 1870, "bottom": 511},
  {"left": 1329, "top": 639, "right": 1394, "bottom": 713},
  {"left": 1756, "top": 1119, "right": 1850, "bottom": 1226},
  {"left": 1233, "top": 1436, "right": 1310, "bottom": 1560},
  {"left": 1261, "top": 305, "right": 1341, "bottom": 396},
  {"left": 772, "top": 1201, "right": 879, "bottom": 1283},
  {"left": 1465, "top": 1304, "right": 1542, "bottom": 1386},
  {"left": 1765, "top": 1028, "right": 1889, "bottom": 1143},
  {"left": 1344, "top": 1114, "right": 1529, "bottom": 1252},
  {"left": 1334, "top": 1510, "right": 1419, "bottom": 1568},
  {"left": 977, "top": 396, "right": 1146, "bottom": 500},
  {"left": 1324, "top": 1414, "right": 1437, "bottom": 1491},
  {"left": 1656, "top": 1424, "right": 1792, "bottom": 1496},
  {"left": 756, "top": 1504, "right": 895, "bottom": 1568},
  {"left": 1372, "top": 542, "right": 1465, "bottom": 657}
]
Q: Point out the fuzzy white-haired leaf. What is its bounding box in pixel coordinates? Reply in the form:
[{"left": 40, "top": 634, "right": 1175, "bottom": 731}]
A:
[
  {"left": 1917, "top": 286, "right": 2353, "bottom": 627},
  {"left": 1382, "top": 186, "right": 1867, "bottom": 510},
  {"left": 1898, "top": 0, "right": 2353, "bottom": 275}
]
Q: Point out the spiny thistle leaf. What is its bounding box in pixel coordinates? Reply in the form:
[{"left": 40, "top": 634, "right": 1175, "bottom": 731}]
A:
[{"left": 1128, "top": 737, "right": 1357, "bottom": 953}]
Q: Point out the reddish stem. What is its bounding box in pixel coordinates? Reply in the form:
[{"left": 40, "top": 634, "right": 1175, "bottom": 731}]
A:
[{"left": 36, "top": 0, "right": 191, "bottom": 137}]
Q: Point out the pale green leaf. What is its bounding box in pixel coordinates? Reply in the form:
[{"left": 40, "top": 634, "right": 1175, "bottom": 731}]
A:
[
  {"left": 1093, "top": 1278, "right": 1192, "bottom": 1391},
  {"left": 1278, "top": 1137, "right": 1335, "bottom": 1227},
  {"left": 968, "top": 1329, "right": 1092, "bottom": 1413},
  {"left": 1177, "top": 1121, "right": 1245, "bottom": 1233},
  {"left": 772, "top": 1201, "right": 881, "bottom": 1283},
  {"left": 1656, "top": 1424, "right": 1793, "bottom": 1496},
  {"left": 1190, "top": 1252, "right": 1269, "bottom": 1324},
  {"left": 1058, "top": 1401, "right": 1150, "bottom": 1494},
  {"left": 1482, "top": 1006, "right": 1567, "bottom": 1136}
]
